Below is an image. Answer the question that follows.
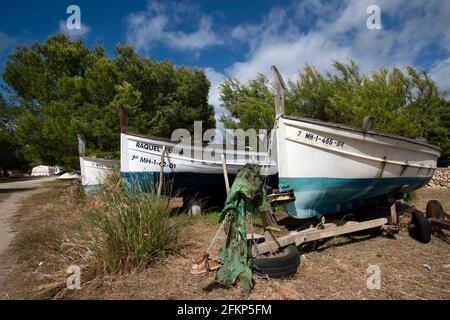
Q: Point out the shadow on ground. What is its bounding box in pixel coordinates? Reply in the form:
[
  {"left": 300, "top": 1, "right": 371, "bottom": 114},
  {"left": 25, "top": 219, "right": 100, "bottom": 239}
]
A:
[
  {"left": 0, "top": 176, "right": 46, "bottom": 184},
  {"left": 0, "top": 187, "right": 38, "bottom": 194}
]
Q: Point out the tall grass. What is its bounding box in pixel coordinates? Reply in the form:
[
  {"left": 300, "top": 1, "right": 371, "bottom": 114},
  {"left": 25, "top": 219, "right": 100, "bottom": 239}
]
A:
[
  {"left": 405, "top": 191, "right": 420, "bottom": 204},
  {"left": 87, "top": 171, "right": 182, "bottom": 272},
  {"left": 8, "top": 172, "right": 183, "bottom": 299}
]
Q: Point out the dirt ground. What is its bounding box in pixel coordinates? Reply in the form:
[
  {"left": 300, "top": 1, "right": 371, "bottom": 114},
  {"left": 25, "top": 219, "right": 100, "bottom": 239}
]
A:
[
  {"left": 0, "top": 183, "right": 449, "bottom": 300},
  {"left": 0, "top": 177, "right": 56, "bottom": 281}
]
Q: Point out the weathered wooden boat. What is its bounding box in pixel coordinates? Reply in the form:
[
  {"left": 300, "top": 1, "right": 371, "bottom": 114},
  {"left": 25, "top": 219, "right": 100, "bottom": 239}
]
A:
[
  {"left": 77, "top": 135, "right": 119, "bottom": 190},
  {"left": 271, "top": 66, "right": 441, "bottom": 219},
  {"left": 119, "top": 110, "right": 277, "bottom": 201}
]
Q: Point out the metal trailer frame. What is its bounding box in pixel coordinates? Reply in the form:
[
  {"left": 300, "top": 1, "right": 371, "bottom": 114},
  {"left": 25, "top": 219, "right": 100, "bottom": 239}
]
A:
[{"left": 426, "top": 200, "right": 450, "bottom": 231}]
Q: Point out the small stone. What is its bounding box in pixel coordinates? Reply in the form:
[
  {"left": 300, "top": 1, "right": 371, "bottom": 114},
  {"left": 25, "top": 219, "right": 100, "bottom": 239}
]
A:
[
  {"left": 190, "top": 204, "right": 202, "bottom": 216},
  {"left": 422, "top": 263, "right": 432, "bottom": 270}
]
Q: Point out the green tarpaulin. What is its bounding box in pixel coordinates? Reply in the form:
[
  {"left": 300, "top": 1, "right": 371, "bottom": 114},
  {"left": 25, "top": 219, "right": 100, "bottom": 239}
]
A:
[{"left": 216, "top": 165, "right": 270, "bottom": 293}]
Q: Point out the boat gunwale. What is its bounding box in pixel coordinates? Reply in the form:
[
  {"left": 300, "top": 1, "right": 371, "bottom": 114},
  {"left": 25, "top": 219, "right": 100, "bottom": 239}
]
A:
[
  {"left": 122, "top": 130, "right": 268, "bottom": 154},
  {"left": 282, "top": 115, "right": 442, "bottom": 153},
  {"left": 126, "top": 144, "right": 276, "bottom": 168},
  {"left": 284, "top": 136, "right": 437, "bottom": 171},
  {"left": 81, "top": 157, "right": 120, "bottom": 167}
]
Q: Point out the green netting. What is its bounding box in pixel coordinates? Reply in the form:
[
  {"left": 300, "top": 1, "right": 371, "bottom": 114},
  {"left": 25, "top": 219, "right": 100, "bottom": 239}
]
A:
[{"left": 216, "top": 164, "right": 270, "bottom": 293}]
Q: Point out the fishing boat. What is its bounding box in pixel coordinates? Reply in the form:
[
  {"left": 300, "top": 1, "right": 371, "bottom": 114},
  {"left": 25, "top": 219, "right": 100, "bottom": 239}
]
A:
[
  {"left": 271, "top": 66, "right": 441, "bottom": 219},
  {"left": 77, "top": 135, "right": 119, "bottom": 190},
  {"left": 119, "top": 109, "right": 277, "bottom": 201}
]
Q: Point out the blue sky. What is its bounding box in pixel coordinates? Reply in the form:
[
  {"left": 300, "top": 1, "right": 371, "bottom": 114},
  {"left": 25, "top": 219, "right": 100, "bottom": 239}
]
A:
[{"left": 1, "top": 0, "right": 450, "bottom": 120}]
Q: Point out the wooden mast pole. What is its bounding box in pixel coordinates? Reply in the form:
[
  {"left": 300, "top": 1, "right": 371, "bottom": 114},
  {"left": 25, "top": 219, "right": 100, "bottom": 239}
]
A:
[
  {"left": 271, "top": 65, "right": 286, "bottom": 117},
  {"left": 157, "top": 146, "right": 166, "bottom": 198},
  {"left": 76, "top": 134, "right": 86, "bottom": 157},
  {"left": 120, "top": 107, "right": 128, "bottom": 133},
  {"left": 221, "top": 153, "right": 230, "bottom": 193}
]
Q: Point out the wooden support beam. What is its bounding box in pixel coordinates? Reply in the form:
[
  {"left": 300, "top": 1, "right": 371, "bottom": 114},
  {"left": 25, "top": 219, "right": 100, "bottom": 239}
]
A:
[
  {"left": 221, "top": 153, "right": 230, "bottom": 194},
  {"left": 268, "top": 191, "right": 295, "bottom": 203},
  {"left": 169, "top": 197, "right": 184, "bottom": 209},
  {"left": 157, "top": 146, "right": 166, "bottom": 198},
  {"left": 253, "top": 217, "right": 388, "bottom": 255},
  {"left": 429, "top": 218, "right": 450, "bottom": 230}
]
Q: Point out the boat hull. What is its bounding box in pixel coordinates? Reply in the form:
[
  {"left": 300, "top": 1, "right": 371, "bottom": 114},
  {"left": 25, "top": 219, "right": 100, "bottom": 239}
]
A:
[
  {"left": 79, "top": 157, "right": 119, "bottom": 190},
  {"left": 120, "top": 132, "right": 277, "bottom": 202},
  {"left": 276, "top": 116, "right": 441, "bottom": 219}
]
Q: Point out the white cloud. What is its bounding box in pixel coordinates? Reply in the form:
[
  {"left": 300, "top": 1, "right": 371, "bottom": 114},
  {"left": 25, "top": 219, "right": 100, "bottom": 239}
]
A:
[
  {"left": 430, "top": 58, "right": 450, "bottom": 96},
  {"left": 58, "top": 20, "right": 91, "bottom": 39},
  {"left": 204, "top": 67, "right": 226, "bottom": 107},
  {"left": 0, "top": 30, "right": 17, "bottom": 53},
  {"left": 126, "top": 1, "right": 223, "bottom": 52},
  {"left": 126, "top": 0, "right": 450, "bottom": 126},
  {"left": 212, "top": 0, "right": 450, "bottom": 101},
  {"left": 204, "top": 67, "right": 227, "bottom": 131}
]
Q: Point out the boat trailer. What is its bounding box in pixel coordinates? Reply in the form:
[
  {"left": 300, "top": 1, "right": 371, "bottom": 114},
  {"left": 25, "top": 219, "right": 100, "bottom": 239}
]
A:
[
  {"left": 192, "top": 164, "right": 448, "bottom": 293},
  {"left": 251, "top": 191, "right": 397, "bottom": 256}
]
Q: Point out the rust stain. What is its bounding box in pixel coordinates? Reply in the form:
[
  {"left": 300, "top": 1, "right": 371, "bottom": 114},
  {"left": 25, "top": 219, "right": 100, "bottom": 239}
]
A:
[
  {"left": 400, "top": 161, "right": 409, "bottom": 176},
  {"left": 376, "top": 156, "right": 387, "bottom": 178}
]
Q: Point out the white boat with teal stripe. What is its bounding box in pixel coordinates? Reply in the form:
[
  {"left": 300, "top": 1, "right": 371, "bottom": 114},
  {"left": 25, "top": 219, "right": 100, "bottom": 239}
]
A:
[{"left": 271, "top": 66, "right": 441, "bottom": 219}]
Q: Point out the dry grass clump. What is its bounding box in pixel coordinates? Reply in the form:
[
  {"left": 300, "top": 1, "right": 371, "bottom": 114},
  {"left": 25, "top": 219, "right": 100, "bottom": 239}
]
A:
[
  {"left": 5, "top": 172, "right": 183, "bottom": 299},
  {"left": 82, "top": 172, "right": 182, "bottom": 272}
]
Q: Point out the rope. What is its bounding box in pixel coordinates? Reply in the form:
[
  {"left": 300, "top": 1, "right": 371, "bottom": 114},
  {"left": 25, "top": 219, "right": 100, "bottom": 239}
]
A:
[
  {"left": 203, "top": 210, "right": 233, "bottom": 261},
  {"left": 249, "top": 211, "right": 261, "bottom": 258}
]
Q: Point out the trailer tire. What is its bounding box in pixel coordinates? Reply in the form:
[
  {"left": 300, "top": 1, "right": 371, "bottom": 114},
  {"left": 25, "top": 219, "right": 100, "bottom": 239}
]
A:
[
  {"left": 426, "top": 200, "right": 444, "bottom": 219},
  {"left": 254, "top": 267, "right": 299, "bottom": 279},
  {"left": 411, "top": 209, "right": 431, "bottom": 244},
  {"left": 253, "top": 245, "right": 300, "bottom": 278}
]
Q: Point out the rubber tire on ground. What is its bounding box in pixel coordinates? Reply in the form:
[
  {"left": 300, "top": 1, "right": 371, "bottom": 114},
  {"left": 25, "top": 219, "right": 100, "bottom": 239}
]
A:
[
  {"left": 411, "top": 209, "right": 431, "bottom": 244},
  {"left": 253, "top": 245, "right": 300, "bottom": 278},
  {"left": 425, "top": 200, "right": 444, "bottom": 219}
]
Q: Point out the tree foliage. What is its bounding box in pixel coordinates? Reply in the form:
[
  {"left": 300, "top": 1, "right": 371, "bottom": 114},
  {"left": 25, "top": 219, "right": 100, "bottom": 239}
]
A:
[
  {"left": 220, "top": 74, "right": 275, "bottom": 130},
  {"left": 220, "top": 61, "right": 450, "bottom": 159},
  {"left": 2, "top": 34, "right": 215, "bottom": 170},
  {"left": 0, "top": 94, "right": 28, "bottom": 175}
]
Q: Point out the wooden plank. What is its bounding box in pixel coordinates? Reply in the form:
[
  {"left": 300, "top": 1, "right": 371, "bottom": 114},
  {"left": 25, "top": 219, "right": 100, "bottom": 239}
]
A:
[
  {"left": 169, "top": 197, "right": 184, "bottom": 209},
  {"left": 254, "top": 217, "right": 388, "bottom": 255},
  {"left": 268, "top": 192, "right": 295, "bottom": 203},
  {"left": 429, "top": 218, "right": 450, "bottom": 230}
]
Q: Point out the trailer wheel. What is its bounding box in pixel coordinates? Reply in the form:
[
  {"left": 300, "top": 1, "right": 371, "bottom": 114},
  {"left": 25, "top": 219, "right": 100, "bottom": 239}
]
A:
[
  {"left": 426, "top": 200, "right": 444, "bottom": 219},
  {"left": 411, "top": 209, "right": 431, "bottom": 244},
  {"left": 253, "top": 245, "right": 300, "bottom": 278}
]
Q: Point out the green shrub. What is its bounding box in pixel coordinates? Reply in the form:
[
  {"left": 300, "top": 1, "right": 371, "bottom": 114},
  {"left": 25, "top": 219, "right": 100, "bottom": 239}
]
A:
[{"left": 88, "top": 171, "right": 181, "bottom": 272}]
